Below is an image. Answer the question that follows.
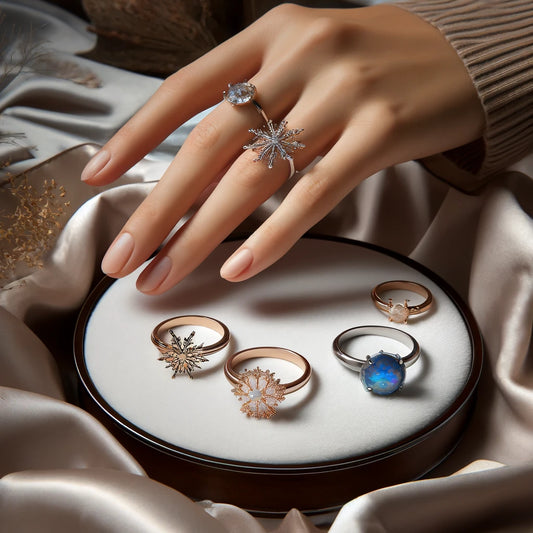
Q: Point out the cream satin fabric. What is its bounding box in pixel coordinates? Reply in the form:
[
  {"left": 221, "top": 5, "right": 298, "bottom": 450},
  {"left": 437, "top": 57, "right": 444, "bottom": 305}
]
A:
[{"left": 1, "top": 1, "right": 532, "bottom": 532}]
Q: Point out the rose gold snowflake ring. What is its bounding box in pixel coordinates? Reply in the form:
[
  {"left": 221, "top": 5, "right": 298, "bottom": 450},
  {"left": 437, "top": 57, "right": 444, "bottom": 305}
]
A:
[
  {"left": 224, "top": 347, "right": 312, "bottom": 419},
  {"left": 371, "top": 280, "right": 433, "bottom": 324},
  {"left": 223, "top": 81, "right": 305, "bottom": 178},
  {"left": 151, "top": 315, "right": 230, "bottom": 379}
]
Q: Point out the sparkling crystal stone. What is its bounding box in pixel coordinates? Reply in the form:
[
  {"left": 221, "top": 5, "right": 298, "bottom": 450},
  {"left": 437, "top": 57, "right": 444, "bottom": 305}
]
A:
[
  {"left": 249, "top": 389, "right": 262, "bottom": 400},
  {"left": 360, "top": 352, "right": 405, "bottom": 395},
  {"left": 389, "top": 303, "right": 410, "bottom": 323},
  {"left": 224, "top": 82, "right": 256, "bottom": 105}
]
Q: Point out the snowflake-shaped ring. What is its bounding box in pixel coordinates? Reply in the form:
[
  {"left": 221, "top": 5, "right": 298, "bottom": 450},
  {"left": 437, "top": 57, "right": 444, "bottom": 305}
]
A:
[
  {"left": 224, "top": 347, "right": 312, "bottom": 419},
  {"left": 151, "top": 315, "right": 230, "bottom": 379},
  {"left": 244, "top": 120, "right": 304, "bottom": 179}
]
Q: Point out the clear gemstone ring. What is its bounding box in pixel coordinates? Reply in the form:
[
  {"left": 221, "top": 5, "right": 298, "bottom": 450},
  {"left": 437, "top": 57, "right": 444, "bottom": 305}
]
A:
[
  {"left": 371, "top": 280, "right": 433, "bottom": 324},
  {"left": 223, "top": 82, "right": 269, "bottom": 123},
  {"left": 332, "top": 325, "right": 421, "bottom": 395},
  {"left": 224, "top": 346, "right": 312, "bottom": 419},
  {"left": 151, "top": 315, "right": 230, "bottom": 379},
  {"left": 223, "top": 81, "right": 305, "bottom": 179}
]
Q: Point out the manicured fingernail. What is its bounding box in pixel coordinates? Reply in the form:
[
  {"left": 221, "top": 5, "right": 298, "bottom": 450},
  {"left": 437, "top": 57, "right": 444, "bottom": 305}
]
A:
[
  {"left": 81, "top": 150, "right": 110, "bottom": 181},
  {"left": 137, "top": 256, "right": 172, "bottom": 292},
  {"left": 220, "top": 248, "right": 253, "bottom": 280},
  {"left": 102, "top": 232, "right": 134, "bottom": 274}
]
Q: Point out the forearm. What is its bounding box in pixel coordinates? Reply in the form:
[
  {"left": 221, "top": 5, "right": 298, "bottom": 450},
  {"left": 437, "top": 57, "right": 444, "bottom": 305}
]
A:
[{"left": 397, "top": 0, "right": 533, "bottom": 191}]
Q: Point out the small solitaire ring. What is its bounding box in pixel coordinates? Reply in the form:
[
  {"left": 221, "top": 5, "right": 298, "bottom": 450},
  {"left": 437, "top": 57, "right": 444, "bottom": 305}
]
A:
[
  {"left": 224, "top": 81, "right": 305, "bottom": 177},
  {"left": 333, "top": 325, "right": 420, "bottom": 395},
  {"left": 224, "top": 347, "right": 312, "bottom": 419},
  {"left": 151, "top": 315, "right": 230, "bottom": 379},
  {"left": 371, "top": 280, "right": 433, "bottom": 324},
  {"left": 223, "top": 81, "right": 269, "bottom": 123}
]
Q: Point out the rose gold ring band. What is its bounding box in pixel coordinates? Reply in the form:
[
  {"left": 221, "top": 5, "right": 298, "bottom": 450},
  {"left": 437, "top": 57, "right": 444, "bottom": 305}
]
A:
[
  {"left": 151, "top": 315, "right": 230, "bottom": 355},
  {"left": 371, "top": 280, "right": 433, "bottom": 324},
  {"left": 224, "top": 347, "right": 312, "bottom": 394}
]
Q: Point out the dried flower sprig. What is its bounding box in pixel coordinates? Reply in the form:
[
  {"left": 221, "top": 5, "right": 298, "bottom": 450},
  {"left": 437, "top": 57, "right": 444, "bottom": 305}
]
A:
[
  {"left": 0, "top": 14, "right": 48, "bottom": 94},
  {"left": 0, "top": 174, "right": 70, "bottom": 288}
]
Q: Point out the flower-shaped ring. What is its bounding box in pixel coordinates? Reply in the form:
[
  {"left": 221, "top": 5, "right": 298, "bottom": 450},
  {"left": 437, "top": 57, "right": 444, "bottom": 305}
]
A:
[
  {"left": 224, "top": 347, "right": 312, "bottom": 419},
  {"left": 151, "top": 315, "right": 230, "bottom": 379}
]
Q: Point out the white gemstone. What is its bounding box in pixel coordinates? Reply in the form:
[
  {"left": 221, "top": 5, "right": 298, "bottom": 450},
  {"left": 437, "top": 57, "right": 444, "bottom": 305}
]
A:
[
  {"left": 249, "top": 389, "right": 262, "bottom": 400},
  {"left": 224, "top": 82, "right": 255, "bottom": 105},
  {"left": 390, "top": 303, "right": 409, "bottom": 323}
]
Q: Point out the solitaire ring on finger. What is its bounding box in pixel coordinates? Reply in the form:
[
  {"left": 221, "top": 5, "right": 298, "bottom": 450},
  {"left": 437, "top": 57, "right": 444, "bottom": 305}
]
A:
[{"left": 223, "top": 81, "right": 269, "bottom": 122}]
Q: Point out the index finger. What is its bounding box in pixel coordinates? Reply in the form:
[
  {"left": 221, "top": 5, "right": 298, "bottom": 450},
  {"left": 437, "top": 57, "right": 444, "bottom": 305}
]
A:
[{"left": 81, "top": 20, "right": 267, "bottom": 186}]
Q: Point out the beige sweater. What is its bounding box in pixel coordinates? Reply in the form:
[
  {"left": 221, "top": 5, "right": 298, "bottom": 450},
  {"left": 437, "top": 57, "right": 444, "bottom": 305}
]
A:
[{"left": 397, "top": 0, "right": 533, "bottom": 192}]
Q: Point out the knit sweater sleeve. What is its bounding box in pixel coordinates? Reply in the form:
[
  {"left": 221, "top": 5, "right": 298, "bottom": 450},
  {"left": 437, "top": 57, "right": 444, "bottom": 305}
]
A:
[{"left": 395, "top": 0, "right": 533, "bottom": 192}]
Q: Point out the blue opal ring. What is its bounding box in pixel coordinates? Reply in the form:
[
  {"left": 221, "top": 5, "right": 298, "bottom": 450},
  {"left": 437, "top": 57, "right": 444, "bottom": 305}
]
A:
[{"left": 332, "top": 325, "right": 420, "bottom": 396}]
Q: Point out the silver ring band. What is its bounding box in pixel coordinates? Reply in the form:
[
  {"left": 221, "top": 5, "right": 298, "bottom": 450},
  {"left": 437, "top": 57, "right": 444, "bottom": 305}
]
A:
[{"left": 333, "top": 325, "right": 420, "bottom": 371}]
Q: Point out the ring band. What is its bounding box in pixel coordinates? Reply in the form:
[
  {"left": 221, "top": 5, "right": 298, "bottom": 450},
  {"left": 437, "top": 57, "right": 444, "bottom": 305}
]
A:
[
  {"left": 332, "top": 325, "right": 420, "bottom": 395},
  {"left": 224, "top": 347, "right": 312, "bottom": 419},
  {"left": 151, "top": 315, "right": 230, "bottom": 378},
  {"left": 224, "top": 81, "right": 304, "bottom": 177},
  {"left": 371, "top": 280, "right": 433, "bottom": 324}
]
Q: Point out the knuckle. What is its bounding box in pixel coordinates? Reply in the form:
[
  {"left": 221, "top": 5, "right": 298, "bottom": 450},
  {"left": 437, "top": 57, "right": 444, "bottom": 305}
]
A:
[
  {"left": 296, "top": 174, "right": 331, "bottom": 211},
  {"left": 133, "top": 199, "right": 163, "bottom": 224},
  {"left": 265, "top": 3, "right": 303, "bottom": 22},
  {"left": 303, "top": 15, "right": 355, "bottom": 54},
  {"left": 368, "top": 100, "right": 404, "bottom": 139},
  {"left": 185, "top": 118, "right": 221, "bottom": 151},
  {"left": 328, "top": 62, "right": 377, "bottom": 101},
  {"left": 158, "top": 66, "right": 192, "bottom": 96},
  {"left": 232, "top": 157, "right": 271, "bottom": 191}
]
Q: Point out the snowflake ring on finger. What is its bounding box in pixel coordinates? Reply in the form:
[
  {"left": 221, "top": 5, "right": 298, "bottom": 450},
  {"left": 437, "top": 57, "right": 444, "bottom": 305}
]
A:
[
  {"left": 223, "top": 81, "right": 305, "bottom": 178},
  {"left": 224, "top": 347, "right": 312, "bottom": 419},
  {"left": 244, "top": 119, "right": 304, "bottom": 179},
  {"left": 151, "top": 315, "right": 230, "bottom": 379}
]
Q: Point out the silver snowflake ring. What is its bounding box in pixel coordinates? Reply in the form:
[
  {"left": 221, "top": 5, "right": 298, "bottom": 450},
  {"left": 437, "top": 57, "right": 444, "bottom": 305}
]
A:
[
  {"left": 223, "top": 81, "right": 305, "bottom": 179},
  {"left": 151, "top": 315, "right": 230, "bottom": 379},
  {"left": 332, "top": 325, "right": 421, "bottom": 396},
  {"left": 224, "top": 347, "right": 312, "bottom": 419},
  {"left": 371, "top": 280, "right": 433, "bottom": 324}
]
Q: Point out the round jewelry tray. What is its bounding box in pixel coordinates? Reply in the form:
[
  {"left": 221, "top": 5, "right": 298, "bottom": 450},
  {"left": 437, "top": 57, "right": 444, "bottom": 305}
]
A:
[{"left": 74, "top": 236, "right": 483, "bottom": 517}]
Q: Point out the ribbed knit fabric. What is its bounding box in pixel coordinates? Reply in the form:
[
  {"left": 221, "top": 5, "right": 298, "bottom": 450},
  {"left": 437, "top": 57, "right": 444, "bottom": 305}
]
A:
[{"left": 396, "top": 0, "right": 533, "bottom": 191}]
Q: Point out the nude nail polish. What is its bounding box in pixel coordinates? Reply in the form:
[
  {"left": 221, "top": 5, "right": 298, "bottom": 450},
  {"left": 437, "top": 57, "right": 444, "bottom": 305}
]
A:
[
  {"left": 81, "top": 150, "right": 110, "bottom": 181},
  {"left": 220, "top": 248, "right": 253, "bottom": 280},
  {"left": 137, "top": 256, "right": 172, "bottom": 292},
  {"left": 102, "top": 232, "right": 134, "bottom": 274}
]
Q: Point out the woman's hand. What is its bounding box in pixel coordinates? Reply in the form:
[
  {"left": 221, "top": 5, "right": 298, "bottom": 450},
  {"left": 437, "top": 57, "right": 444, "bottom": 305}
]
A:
[{"left": 81, "top": 3, "right": 484, "bottom": 294}]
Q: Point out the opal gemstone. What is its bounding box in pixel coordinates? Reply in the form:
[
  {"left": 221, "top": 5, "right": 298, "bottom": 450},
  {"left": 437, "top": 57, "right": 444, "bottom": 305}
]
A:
[
  {"left": 389, "top": 303, "right": 410, "bottom": 323},
  {"left": 360, "top": 351, "right": 405, "bottom": 395},
  {"left": 248, "top": 389, "right": 262, "bottom": 401}
]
